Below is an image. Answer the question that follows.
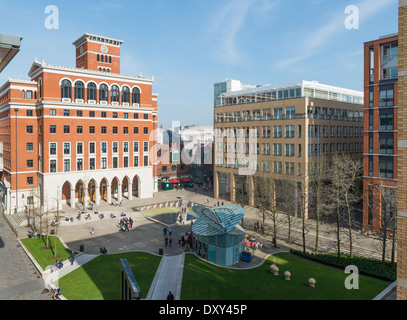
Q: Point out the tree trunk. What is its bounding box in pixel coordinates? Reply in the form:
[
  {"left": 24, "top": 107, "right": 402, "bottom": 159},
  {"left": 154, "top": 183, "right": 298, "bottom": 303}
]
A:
[{"left": 345, "top": 192, "right": 353, "bottom": 259}]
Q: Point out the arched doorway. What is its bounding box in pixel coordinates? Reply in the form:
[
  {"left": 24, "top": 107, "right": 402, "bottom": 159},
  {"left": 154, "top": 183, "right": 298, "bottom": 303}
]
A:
[
  {"left": 75, "top": 180, "right": 85, "bottom": 204},
  {"left": 88, "top": 179, "right": 97, "bottom": 203},
  {"left": 100, "top": 178, "right": 109, "bottom": 201},
  {"left": 132, "top": 175, "right": 140, "bottom": 198}
]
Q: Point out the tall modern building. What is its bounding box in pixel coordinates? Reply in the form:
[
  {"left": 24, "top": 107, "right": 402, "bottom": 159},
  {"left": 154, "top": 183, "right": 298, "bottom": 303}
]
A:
[
  {"left": 213, "top": 80, "right": 364, "bottom": 218},
  {"left": 0, "top": 33, "right": 22, "bottom": 73},
  {"left": 0, "top": 33, "right": 158, "bottom": 214},
  {"left": 397, "top": 0, "right": 407, "bottom": 300},
  {"left": 362, "top": 33, "right": 398, "bottom": 232}
]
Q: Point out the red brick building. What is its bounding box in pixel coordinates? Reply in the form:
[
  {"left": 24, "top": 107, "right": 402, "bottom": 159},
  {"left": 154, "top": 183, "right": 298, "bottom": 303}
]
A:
[
  {"left": 363, "top": 33, "right": 398, "bottom": 231},
  {"left": 0, "top": 33, "right": 158, "bottom": 214}
]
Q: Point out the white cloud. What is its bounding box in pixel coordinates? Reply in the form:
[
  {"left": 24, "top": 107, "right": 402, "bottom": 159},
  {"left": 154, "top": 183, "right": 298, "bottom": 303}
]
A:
[{"left": 208, "top": 0, "right": 276, "bottom": 64}]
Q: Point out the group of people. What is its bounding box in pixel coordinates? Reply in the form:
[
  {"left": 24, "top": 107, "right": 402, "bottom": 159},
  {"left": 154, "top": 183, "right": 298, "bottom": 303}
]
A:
[
  {"left": 244, "top": 234, "right": 264, "bottom": 252},
  {"left": 111, "top": 200, "right": 123, "bottom": 207},
  {"left": 118, "top": 217, "right": 133, "bottom": 232},
  {"left": 50, "top": 259, "right": 64, "bottom": 273},
  {"left": 28, "top": 231, "right": 45, "bottom": 239},
  {"left": 163, "top": 227, "right": 173, "bottom": 247},
  {"left": 179, "top": 231, "right": 193, "bottom": 249}
]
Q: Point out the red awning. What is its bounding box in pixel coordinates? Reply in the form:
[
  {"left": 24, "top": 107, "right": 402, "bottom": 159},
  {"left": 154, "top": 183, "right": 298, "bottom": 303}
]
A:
[
  {"left": 180, "top": 177, "right": 192, "bottom": 182},
  {"left": 169, "top": 179, "right": 180, "bottom": 183}
]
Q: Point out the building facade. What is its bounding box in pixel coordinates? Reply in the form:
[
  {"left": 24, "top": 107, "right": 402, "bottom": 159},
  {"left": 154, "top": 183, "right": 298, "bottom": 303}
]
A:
[
  {"left": 397, "top": 0, "right": 407, "bottom": 300},
  {"left": 362, "top": 34, "right": 398, "bottom": 232},
  {"left": 213, "top": 80, "right": 364, "bottom": 218},
  {"left": 0, "top": 33, "right": 158, "bottom": 214}
]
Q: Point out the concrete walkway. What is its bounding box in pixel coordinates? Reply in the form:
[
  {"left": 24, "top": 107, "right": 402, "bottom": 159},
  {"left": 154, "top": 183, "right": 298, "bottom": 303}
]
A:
[{"left": 147, "top": 253, "right": 185, "bottom": 300}]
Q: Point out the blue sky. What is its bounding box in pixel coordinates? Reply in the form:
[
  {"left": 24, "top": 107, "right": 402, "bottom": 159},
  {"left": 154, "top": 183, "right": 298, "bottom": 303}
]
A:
[{"left": 0, "top": 0, "right": 398, "bottom": 128}]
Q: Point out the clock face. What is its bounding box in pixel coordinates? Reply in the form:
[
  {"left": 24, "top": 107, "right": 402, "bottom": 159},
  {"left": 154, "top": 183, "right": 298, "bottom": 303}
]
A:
[{"left": 101, "top": 45, "right": 108, "bottom": 53}]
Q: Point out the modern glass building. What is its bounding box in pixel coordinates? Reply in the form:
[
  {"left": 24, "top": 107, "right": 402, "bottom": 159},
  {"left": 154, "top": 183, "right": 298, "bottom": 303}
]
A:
[{"left": 191, "top": 205, "right": 245, "bottom": 266}]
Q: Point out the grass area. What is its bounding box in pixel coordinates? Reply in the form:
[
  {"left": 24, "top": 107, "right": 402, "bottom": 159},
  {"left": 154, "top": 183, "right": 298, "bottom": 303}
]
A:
[
  {"left": 181, "top": 252, "right": 390, "bottom": 300},
  {"left": 21, "top": 236, "right": 74, "bottom": 270},
  {"left": 58, "top": 252, "right": 162, "bottom": 300}
]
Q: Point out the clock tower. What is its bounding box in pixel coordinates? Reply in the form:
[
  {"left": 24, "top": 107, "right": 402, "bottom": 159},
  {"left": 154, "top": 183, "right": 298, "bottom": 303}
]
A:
[{"left": 72, "top": 33, "right": 124, "bottom": 74}]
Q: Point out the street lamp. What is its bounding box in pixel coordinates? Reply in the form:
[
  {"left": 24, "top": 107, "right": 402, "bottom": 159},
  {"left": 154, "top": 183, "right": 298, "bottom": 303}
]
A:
[{"left": 14, "top": 108, "right": 18, "bottom": 214}]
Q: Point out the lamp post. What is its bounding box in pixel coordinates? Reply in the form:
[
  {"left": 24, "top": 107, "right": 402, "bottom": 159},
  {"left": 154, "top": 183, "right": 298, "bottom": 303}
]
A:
[{"left": 14, "top": 108, "right": 18, "bottom": 214}]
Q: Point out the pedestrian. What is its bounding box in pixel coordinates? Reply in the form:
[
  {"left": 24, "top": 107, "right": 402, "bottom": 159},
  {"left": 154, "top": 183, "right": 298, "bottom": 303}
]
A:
[
  {"left": 221, "top": 201, "right": 224, "bottom": 206},
  {"left": 163, "top": 227, "right": 167, "bottom": 237},
  {"left": 129, "top": 217, "right": 133, "bottom": 229},
  {"left": 165, "top": 236, "right": 168, "bottom": 247},
  {"left": 217, "top": 201, "right": 220, "bottom": 206},
  {"left": 169, "top": 236, "right": 172, "bottom": 248},
  {"left": 168, "top": 228, "right": 172, "bottom": 236},
  {"left": 167, "top": 291, "right": 174, "bottom": 300},
  {"left": 70, "top": 251, "right": 75, "bottom": 266}
]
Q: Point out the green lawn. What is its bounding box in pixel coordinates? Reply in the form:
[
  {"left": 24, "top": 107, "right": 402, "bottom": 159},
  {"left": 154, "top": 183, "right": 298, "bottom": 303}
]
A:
[
  {"left": 58, "top": 252, "right": 162, "bottom": 300},
  {"left": 21, "top": 236, "right": 74, "bottom": 270},
  {"left": 181, "top": 252, "right": 390, "bottom": 300}
]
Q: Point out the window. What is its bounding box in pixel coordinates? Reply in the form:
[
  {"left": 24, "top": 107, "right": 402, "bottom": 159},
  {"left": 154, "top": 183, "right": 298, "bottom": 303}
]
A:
[
  {"left": 89, "top": 111, "right": 95, "bottom": 117},
  {"left": 143, "top": 142, "right": 149, "bottom": 152},
  {"left": 124, "top": 113, "right": 129, "bottom": 119},
  {"left": 285, "top": 125, "right": 294, "bottom": 138},
  {"left": 77, "top": 110, "right": 83, "bottom": 117},
  {"left": 379, "top": 157, "right": 394, "bottom": 179},
  {"left": 77, "top": 143, "right": 83, "bottom": 154},
  {"left": 50, "top": 125, "right": 56, "bottom": 134},
  {"left": 273, "top": 144, "right": 282, "bottom": 156},
  {"left": 87, "top": 82, "right": 97, "bottom": 101},
  {"left": 113, "top": 112, "right": 118, "bottom": 118},
  {"left": 27, "top": 160, "right": 34, "bottom": 168},
  {"left": 122, "top": 86, "right": 130, "bottom": 103},
  {"left": 101, "top": 126, "right": 107, "bottom": 134},
  {"left": 123, "top": 127, "right": 129, "bottom": 134},
  {"left": 77, "top": 159, "right": 83, "bottom": 171},
  {"left": 61, "top": 80, "right": 72, "bottom": 99},
  {"left": 27, "top": 177, "right": 34, "bottom": 185},
  {"left": 274, "top": 108, "right": 283, "bottom": 120},
  {"left": 123, "top": 142, "right": 129, "bottom": 153},
  {"left": 64, "top": 159, "right": 70, "bottom": 172},
  {"left": 50, "top": 160, "right": 57, "bottom": 173},
  {"left": 379, "top": 85, "right": 394, "bottom": 107},
  {"left": 285, "top": 162, "right": 294, "bottom": 175},
  {"left": 113, "top": 127, "right": 118, "bottom": 134},
  {"left": 50, "top": 109, "right": 56, "bottom": 116},
  {"left": 162, "top": 166, "right": 167, "bottom": 172},
  {"left": 26, "top": 110, "right": 33, "bottom": 117},
  {"left": 379, "top": 133, "right": 394, "bottom": 154},
  {"left": 144, "top": 114, "right": 148, "bottom": 120},
  {"left": 89, "top": 158, "right": 96, "bottom": 170},
  {"left": 90, "top": 126, "right": 95, "bottom": 134},
  {"left": 132, "top": 87, "right": 140, "bottom": 104},
  {"left": 74, "top": 81, "right": 84, "bottom": 100},
  {"left": 101, "top": 158, "right": 107, "bottom": 169},
  {"left": 113, "top": 142, "right": 118, "bottom": 153},
  {"left": 76, "top": 126, "right": 83, "bottom": 134},
  {"left": 379, "top": 109, "right": 394, "bottom": 130},
  {"left": 369, "top": 87, "right": 374, "bottom": 107},
  {"left": 369, "top": 110, "right": 374, "bottom": 131},
  {"left": 144, "top": 155, "right": 149, "bottom": 166},
  {"left": 273, "top": 126, "right": 282, "bottom": 138},
  {"left": 285, "top": 107, "right": 295, "bottom": 119},
  {"left": 64, "top": 126, "right": 70, "bottom": 134},
  {"left": 368, "top": 156, "right": 373, "bottom": 177},
  {"left": 113, "top": 157, "right": 118, "bottom": 168},
  {"left": 134, "top": 156, "right": 139, "bottom": 167},
  {"left": 26, "top": 126, "right": 33, "bottom": 134},
  {"left": 111, "top": 85, "right": 120, "bottom": 102},
  {"left": 123, "top": 156, "right": 129, "bottom": 168},
  {"left": 99, "top": 84, "right": 108, "bottom": 102},
  {"left": 144, "top": 127, "right": 148, "bottom": 135},
  {"left": 27, "top": 143, "right": 34, "bottom": 151},
  {"left": 134, "top": 113, "right": 139, "bottom": 119},
  {"left": 89, "top": 142, "right": 96, "bottom": 154},
  {"left": 273, "top": 161, "right": 282, "bottom": 174},
  {"left": 101, "top": 142, "right": 107, "bottom": 153},
  {"left": 286, "top": 144, "right": 294, "bottom": 157},
  {"left": 63, "top": 143, "right": 70, "bottom": 155},
  {"left": 101, "top": 112, "right": 107, "bottom": 118},
  {"left": 50, "top": 143, "right": 56, "bottom": 155}
]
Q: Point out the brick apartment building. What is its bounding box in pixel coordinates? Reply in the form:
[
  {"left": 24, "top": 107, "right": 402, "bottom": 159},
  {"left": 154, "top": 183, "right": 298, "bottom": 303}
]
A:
[
  {"left": 0, "top": 33, "right": 158, "bottom": 214},
  {"left": 362, "top": 33, "right": 398, "bottom": 232},
  {"left": 213, "top": 80, "right": 364, "bottom": 218}
]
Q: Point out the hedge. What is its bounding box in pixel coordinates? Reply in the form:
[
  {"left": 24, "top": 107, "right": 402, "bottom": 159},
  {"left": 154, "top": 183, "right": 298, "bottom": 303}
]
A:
[{"left": 290, "top": 249, "right": 396, "bottom": 282}]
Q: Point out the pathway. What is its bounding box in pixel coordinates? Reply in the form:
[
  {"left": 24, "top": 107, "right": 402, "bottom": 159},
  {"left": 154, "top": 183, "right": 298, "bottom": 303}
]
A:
[{"left": 147, "top": 253, "right": 185, "bottom": 300}]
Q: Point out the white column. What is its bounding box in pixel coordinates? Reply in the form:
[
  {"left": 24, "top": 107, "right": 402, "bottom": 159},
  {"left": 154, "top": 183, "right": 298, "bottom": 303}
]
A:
[
  {"left": 128, "top": 183, "right": 133, "bottom": 200},
  {"left": 70, "top": 187, "right": 75, "bottom": 209},
  {"left": 118, "top": 183, "right": 122, "bottom": 203},
  {"left": 95, "top": 185, "right": 101, "bottom": 206},
  {"left": 84, "top": 187, "right": 89, "bottom": 208},
  {"left": 106, "top": 185, "right": 112, "bottom": 204}
]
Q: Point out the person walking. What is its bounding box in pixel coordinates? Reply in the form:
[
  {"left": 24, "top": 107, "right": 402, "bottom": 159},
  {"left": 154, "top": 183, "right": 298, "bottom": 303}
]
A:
[
  {"left": 165, "top": 236, "right": 168, "bottom": 247},
  {"left": 168, "top": 228, "right": 172, "bottom": 236},
  {"left": 163, "top": 227, "right": 167, "bottom": 237},
  {"left": 167, "top": 291, "right": 174, "bottom": 300},
  {"left": 70, "top": 251, "right": 75, "bottom": 266},
  {"left": 129, "top": 217, "right": 133, "bottom": 229}
]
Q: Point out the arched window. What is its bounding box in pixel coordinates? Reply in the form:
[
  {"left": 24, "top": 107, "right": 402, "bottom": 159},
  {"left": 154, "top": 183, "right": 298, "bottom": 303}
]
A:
[
  {"left": 74, "top": 81, "right": 85, "bottom": 100},
  {"left": 38, "top": 78, "right": 42, "bottom": 98},
  {"left": 132, "top": 87, "right": 140, "bottom": 104},
  {"left": 111, "top": 85, "right": 120, "bottom": 102},
  {"left": 61, "top": 80, "right": 72, "bottom": 99},
  {"left": 99, "top": 84, "right": 108, "bottom": 102},
  {"left": 122, "top": 86, "right": 130, "bottom": 103},
  {"left": 87, "top": 82, "right": 97, "bottom": 101}
]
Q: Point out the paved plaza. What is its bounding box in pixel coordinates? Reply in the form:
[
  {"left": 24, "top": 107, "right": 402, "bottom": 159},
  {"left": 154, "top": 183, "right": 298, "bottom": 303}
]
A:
[{"left": 0, "top": 188, "right": 396, "bottom": 300}]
